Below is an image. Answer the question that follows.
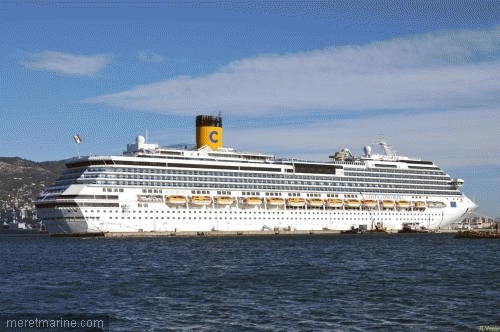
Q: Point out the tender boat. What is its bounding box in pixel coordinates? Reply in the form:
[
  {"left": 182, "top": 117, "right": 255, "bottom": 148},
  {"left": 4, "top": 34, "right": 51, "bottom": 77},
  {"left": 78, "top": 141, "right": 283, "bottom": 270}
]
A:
[
  {"left": 190, "top": 196, "right": 212, "bottom": 206},
  {"left": 166, "top": 195, "right": 187, "bottom": 205}
]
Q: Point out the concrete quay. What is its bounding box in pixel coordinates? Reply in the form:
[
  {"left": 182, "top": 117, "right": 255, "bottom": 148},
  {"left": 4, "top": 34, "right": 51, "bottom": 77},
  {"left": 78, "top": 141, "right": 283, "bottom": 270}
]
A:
[{"left": 48, "top": 229, "right": 459, "bottom": 238}]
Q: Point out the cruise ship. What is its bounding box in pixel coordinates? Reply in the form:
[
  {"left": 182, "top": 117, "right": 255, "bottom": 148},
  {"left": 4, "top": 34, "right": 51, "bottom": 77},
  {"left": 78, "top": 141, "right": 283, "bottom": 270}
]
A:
[{"left": 35, "top": 115, "right": 477, "bottom": 234}]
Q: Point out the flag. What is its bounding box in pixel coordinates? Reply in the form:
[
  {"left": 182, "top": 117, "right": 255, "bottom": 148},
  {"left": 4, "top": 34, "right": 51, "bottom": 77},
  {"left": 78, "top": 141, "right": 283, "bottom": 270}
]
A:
[{"left": 73, "top": 134, "right": 82, "bottom": 144}]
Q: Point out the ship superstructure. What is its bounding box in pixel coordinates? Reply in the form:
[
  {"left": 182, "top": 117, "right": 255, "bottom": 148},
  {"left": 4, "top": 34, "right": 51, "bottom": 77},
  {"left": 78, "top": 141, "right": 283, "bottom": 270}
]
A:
[{"left": 35, "top": 115, "right": 477, "bottom": 234}]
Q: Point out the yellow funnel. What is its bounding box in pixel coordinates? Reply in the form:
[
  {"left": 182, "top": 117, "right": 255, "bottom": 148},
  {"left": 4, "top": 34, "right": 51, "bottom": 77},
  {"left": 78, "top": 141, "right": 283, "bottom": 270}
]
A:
[{"left": 196, "top": 115, "right": 223, "bottom": 149}]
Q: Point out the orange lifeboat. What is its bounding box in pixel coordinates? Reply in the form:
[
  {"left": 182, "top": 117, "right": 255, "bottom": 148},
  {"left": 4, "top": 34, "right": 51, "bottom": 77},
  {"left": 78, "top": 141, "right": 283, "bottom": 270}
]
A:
[
  {"left": 215, "top": 196, "right": 234, "bottom": 205},
  {"left": 190, "top": 195, "right": 212, "bottom": 206},
  {"left": 266, "top": 197, "right": 285, "bottom": 206},
  {"left": 326, "top": 198, "right": 343, "bottom": 208},
  {"left": 396, "top": 200, "right": 410, "bottom": 209},
  {"left": 381, "top": 200, "right": 396, "bottom": 209},
  {"left": 242, "top": 197, "right": 262, "bottom": 206},
  {"left": 307, "top": 198, "right": 324, "bottom": 207},
  {"left": 166, "top": 195, "right": 187, "bottom": 205},
  {"left": 286, "top": 197, "right": 306, "bottom": 207},
  {"left": 344, "top": 199, "right": 361, "bottom": 208},
  {"left": 361, "top": 200, "right": 377, "bottom": 208},
  {"left": 414, "top": 201, "right": 427, "bottom": 209}
]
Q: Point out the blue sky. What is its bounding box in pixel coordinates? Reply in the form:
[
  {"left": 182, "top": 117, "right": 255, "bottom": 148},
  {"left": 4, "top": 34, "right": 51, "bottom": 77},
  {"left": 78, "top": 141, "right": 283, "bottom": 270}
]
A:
[{"left": 1, "top": 1, "right": 499, "bottom": 218}]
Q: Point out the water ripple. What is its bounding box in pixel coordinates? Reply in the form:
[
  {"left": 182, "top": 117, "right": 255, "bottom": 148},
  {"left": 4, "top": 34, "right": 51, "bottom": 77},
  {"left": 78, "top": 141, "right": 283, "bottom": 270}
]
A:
[{"left": 1, "top": 234, "right": 499, "bottom": 331}]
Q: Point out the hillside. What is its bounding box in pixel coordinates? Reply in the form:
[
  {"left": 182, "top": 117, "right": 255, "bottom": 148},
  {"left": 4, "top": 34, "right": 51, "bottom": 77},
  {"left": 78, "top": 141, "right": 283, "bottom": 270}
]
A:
[{"left": 0, "top": 157, "right": 66, "bottom": 216}]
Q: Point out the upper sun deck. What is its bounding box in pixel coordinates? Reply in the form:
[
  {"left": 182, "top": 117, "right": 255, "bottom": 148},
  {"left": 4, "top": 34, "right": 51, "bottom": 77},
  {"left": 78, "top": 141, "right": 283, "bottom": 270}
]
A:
[
  {"left": 66, "top": 134, "right": 441, "bottom": 176},
  {"left": 124, "top": 135, "right": 275, "bottom": 163},
  {"left": 90, "top": 134, "right": 435, "bottom": 169}
]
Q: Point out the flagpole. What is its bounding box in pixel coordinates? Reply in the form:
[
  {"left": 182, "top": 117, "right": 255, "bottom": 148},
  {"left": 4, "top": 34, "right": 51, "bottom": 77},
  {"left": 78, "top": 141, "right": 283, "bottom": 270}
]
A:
[{"left": 74, "top": 141, "right": 81, "bottom": 159}]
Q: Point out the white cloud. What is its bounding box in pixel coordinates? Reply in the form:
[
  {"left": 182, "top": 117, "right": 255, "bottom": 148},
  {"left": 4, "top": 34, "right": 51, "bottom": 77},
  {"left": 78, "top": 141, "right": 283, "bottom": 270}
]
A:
[
  {"left": 85, "top": 26, "right": 500, "bottom": 114},
  {"left": 223, "top": 109, "right": 500, "bottom": 168},
  {"left": 137, "top": 51, "right": 168, "bottom": 63},
  {"left": 21, "top": 51, "right": 111, "bottom": 76}
]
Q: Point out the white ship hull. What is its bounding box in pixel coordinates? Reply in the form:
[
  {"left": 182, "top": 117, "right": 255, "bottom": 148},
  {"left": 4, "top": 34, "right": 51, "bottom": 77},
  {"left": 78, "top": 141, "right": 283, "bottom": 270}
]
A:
[{"left": 39, "top": 188, "right": 475, "bottom": 234}]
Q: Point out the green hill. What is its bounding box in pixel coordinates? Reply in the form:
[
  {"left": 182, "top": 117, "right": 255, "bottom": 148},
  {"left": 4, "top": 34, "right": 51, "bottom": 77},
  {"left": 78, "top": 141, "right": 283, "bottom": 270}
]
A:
[{"left": 0, "top": 157, "right": 66, "bottom": 212}]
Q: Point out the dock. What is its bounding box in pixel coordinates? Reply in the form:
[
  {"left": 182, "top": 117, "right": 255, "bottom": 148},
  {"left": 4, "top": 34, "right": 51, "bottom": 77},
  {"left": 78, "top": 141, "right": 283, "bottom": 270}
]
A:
[
  {"left": 455, "top": 230, "right": 500, "bottom": 239},
  {"left": 104, "top": 230, "right": 343, "bottom": 237},
  {"left": 48, "top": 230, "right": 345, "bottom": 238},
  {"left": 45, "top": 229, "right": 460, "bottom": 238}
]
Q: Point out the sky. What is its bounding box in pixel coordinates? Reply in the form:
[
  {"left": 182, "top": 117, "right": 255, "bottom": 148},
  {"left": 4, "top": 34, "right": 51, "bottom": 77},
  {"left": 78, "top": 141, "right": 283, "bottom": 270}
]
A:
[{"left": 0, "top": 1, "right": 499, "bottom": 218}]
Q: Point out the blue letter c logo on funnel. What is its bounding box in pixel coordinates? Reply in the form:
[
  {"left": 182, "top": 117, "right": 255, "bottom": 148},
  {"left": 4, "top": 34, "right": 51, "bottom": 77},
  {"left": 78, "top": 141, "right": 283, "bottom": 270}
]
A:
[{"left": 209, "top": 130, "right": 219, "bottom": 143}]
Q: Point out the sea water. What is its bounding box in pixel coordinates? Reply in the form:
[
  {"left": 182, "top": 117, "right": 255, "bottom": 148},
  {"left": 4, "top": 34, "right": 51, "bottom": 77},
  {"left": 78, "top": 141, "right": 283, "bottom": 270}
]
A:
[{"left": 1, "top": 234, "right": 499, "bottom": 331}]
